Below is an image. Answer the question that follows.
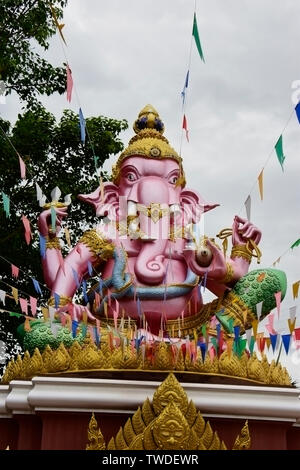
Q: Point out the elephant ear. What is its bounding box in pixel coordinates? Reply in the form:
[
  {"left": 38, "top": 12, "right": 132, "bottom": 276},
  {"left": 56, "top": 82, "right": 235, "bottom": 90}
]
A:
[
  {"left": 180, "top": 188, "right": 219, "bottom": 223},
  {"left": 78, "top": 182, "right": 120, "bottom": 219}
]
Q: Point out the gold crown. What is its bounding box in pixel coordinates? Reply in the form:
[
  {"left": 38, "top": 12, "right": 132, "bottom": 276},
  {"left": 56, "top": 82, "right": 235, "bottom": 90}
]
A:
[{"left": 111, "top": 105, "right": 186, "bottom": 187}]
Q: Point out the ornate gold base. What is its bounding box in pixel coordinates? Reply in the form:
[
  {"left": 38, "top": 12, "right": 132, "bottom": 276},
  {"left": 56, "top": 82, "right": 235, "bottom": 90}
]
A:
[{"left": 86, "top": 373, "right": 251, "bottom": 450}]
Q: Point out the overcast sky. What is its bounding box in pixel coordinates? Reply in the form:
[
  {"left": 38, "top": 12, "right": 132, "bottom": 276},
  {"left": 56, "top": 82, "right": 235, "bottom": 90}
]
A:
[{"left": 2, "top": 0, "right": 300, "bottom": 380}]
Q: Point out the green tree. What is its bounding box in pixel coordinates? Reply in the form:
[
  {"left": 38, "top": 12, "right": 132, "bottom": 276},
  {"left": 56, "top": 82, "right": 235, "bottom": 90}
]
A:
[
  {"left": 0, "top": 106, "right": 128, "bottom": 373},
  {"left": 0, "top": 0, "right": 68, "bottom": 108}
]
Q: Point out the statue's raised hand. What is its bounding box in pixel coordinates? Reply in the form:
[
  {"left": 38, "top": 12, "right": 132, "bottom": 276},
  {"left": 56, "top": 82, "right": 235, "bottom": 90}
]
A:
[
  {"left": 38, "top": 206, "right": 68, "bottom": 237},
  {"left": 232, "top": 215, "right": 261, "bottom": 246}
]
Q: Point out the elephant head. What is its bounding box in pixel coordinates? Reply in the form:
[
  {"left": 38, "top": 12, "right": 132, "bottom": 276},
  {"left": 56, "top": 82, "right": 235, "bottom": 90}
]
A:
[{"left": 79, "top": 105, "right": 219, "bottom": 285}]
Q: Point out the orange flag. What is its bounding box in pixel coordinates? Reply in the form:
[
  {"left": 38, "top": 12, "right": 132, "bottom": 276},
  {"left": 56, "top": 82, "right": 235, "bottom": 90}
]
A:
[
  {"left": 292, "top": 281, "right": 300, "bottom": 300},
  {"left": 258, "top": 170, "right": 263, "bottom": 200}
]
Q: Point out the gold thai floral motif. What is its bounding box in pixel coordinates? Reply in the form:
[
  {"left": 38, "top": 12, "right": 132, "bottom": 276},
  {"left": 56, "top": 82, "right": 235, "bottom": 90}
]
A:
[
  {"left": 232, "top": 420, "right": 251, "bottom": 450},
  {"left": 86, "top": 413, "right": 106, "bottom": 450},
  {"left": 137, "top": 203, "right": 169, "bottom": 223},
  {"left": 247, "top": 352, "right": 266, "bottom": 382},
  {"left": 78, "top": 229, "right": 115, "bottom": 260},
  {"left": 219, "top": 351, "right": 247, "bottom": 378},
  {"left": 111, "top": 105, "right": 186, "bottom": 187},
  {"left": 87, "top": 373, "right": 251, "bottom": 451},
  {"left": 1, "top": 339, "right": 293, "bottom": 387},
  {"left": 152, "top": 372, "right": 189, "bottom": 416},
  {"left": 49, "top": 343, "right": 70, "bottom": 372}
]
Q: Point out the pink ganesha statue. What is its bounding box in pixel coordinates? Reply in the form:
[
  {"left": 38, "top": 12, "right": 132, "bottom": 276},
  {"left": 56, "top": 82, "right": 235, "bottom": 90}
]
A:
[{"left": 36, "top": 105, "right": 286, "bottom": 341}]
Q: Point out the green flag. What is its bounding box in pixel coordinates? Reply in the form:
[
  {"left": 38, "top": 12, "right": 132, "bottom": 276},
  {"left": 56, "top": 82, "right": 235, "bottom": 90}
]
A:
[
  {"left": 275, "top": 135, "right": 285, "bottom": 171},
  {"left": 2, "top": 192, "right": 10, "bottom": 218},
  {"left": 291, "top": 238, "right": 300, "bottom": 249},
  {"left": 9, "top": 311, "right": 22, "bottom": 318},
  {"left": 192, "top": 13, "right": 205, "bottom": 62}
]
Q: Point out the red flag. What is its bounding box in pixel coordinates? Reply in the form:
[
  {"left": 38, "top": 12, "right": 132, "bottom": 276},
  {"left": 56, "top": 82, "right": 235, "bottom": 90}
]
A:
[
  {"left": 19, "top": 156, "right": 26, "bottom": 179},
  {"left": 30, "top": 296, "right": 37, "bottom": 316},
  {"left": 11, "top": 264, "right": 19, "bottom": 278},
  {"left": 21, "top": 215, "right": 32, "bottom": 245},
  {"left": 66, "top": 64, "right": 73, "bottom": 102},
  {"left": 182, "top": 114, "right": 189, "bottom": 142}
]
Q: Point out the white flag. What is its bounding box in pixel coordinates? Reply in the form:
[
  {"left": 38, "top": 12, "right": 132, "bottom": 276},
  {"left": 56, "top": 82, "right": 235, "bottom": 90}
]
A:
[{"left": 245, "top": 195, "right": 251, "bottom": 221}]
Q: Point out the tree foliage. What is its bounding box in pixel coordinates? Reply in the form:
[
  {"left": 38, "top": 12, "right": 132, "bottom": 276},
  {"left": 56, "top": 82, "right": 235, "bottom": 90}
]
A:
[
  {"left": 0, "top": 0, "right": 68, "bottom": 108},
  {"left": 0, "top": 106, "right": 128, "bottom": 372}
]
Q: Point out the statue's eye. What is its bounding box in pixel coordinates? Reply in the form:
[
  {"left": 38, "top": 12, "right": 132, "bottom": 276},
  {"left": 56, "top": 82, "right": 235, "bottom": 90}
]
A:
[
  {"left": 127, "top": 173, "right": 137, "bottom": 182},
  {"left": 169, "top": 175, "right": 178, "bottom": 184}
]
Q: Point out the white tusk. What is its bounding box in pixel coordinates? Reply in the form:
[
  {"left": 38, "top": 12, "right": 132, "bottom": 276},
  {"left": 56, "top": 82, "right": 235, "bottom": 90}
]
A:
[
  {"left": 169, "top": 204, "right": 181, "bottom": 215},
  {"left": 127, "top": 200, "right": 137, "bottom": 216}
]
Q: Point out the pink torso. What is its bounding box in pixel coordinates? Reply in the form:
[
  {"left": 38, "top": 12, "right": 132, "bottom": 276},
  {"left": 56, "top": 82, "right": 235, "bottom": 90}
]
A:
[{"left": 100, "top": 237, "right": 202, "bottom": 327}]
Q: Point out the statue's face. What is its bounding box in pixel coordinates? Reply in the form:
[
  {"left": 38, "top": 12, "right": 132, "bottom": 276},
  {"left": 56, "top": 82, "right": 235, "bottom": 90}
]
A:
[
  {"left": 78, "top": 155, "right": 218, "bottom": 285},
  {"left": 118, "top": 156, "right": 182, "bottom": 205}
]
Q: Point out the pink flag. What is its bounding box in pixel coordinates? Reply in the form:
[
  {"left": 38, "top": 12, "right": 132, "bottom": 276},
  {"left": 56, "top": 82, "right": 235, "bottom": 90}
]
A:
[
  {"left": 113, "top": 309, "right": 118, "bottom": 330},
  {"left": 19, "top": 297, "right": 28, "bottom": 315},
  {"left": 274, "top": 291, "right": 281, "bottom": 318},
  {"left": 265, "top": 312, "right": 276, "bottom": 335},
  {"left": 21, "top": 215, "right": 32, "bottom": 245},
  {"left": 18, "top": 156, "right": 26, "bottom": 179},
  {"left": 30, "top": 296, "right": 37, "bottom": 316},
  {"left": 182, "top": 114, "right": 189, "bottom": 142},
  {"left": 11, "top": 264, "right": 19, "bottom": 278},
  {"left": 66, "top": 64, "right": 73, "bottom": 102}
]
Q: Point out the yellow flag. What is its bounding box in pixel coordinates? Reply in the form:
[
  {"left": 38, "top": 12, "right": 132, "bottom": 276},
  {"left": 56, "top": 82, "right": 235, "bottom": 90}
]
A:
[
  {"left": 83, "top": 309, "right": 88, "bottom": 324},
  {"left": 41, "top": 306, "right": 49, "bottom": 321},
  {"left": 227, "top": 338, "right": 234, "bottom": 357},
  {"left": 292, "top": 281, "right": 300, "bottom": 300},
  {"left": 252, "top": 319, "right": 259, "bottom": 339},
  {"left": 104, "top": 301, "right": 108, "bottom": 318},
  {"left": 265, "top": 337, "right": 271, "bottom": 349},
  {"left": 11, "top": 287, "right": 18, "bottom": 304},
  {"left": 288, "top": 318, "right": 296, "bottom": 334},
  {"left": 65, "top": 227, "right": 71, "bottom": 247},
  {"left": 258, "top": 170, "right": 264, "bottom": 200}
]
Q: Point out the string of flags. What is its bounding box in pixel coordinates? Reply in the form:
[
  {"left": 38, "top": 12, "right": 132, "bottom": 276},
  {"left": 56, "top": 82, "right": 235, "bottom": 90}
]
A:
[
  {"left": 180, "top": 8, "right": 205, "bottom": 146},
  {"left": 243, "top": 107, "right": 295, "bottom": 218}
]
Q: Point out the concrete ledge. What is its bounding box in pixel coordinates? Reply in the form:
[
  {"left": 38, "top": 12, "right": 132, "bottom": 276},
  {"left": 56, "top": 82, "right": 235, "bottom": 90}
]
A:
[{"left": 0, "top": 376, "right": 299, "bottom": 422}]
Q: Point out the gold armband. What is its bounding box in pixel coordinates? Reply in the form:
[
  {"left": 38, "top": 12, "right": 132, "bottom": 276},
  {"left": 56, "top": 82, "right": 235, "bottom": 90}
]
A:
[
  {"left": 46, "top": 236, "right": 61, "bottom": 250},
  {"left": 219, "top": 262, "right": 234, "bottom": 284},
  {"left": 231, "top": 244, "right": 252, "bottom": 263},
  {"left": 48, "top": 295, "right": 72, "bottom": 307},
  {"left": 79, "top": 229, "right": 114, "bottom": 260}
]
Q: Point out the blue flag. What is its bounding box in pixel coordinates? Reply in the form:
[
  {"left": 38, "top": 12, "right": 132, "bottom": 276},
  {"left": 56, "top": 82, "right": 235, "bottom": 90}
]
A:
[
  {"left": 181, "top": 70, "right": 190, "bottom": 106},
  {"left": 72, "top": 320, "right": 79, "bottom": 338},
  {"left": 282, "top": 334, "right": 291, "bottom": 354},
  {"left": 54, "top": 292, "right": 60, "bottom": 309},
  {"left": 71, "top": 268, "right": 80, "bottom": 288},
  {"left": 87, "top": 261, "right": 93, "bottom": 276},
  {"left": 269, "top": 333, "right": 278, "bottom": 352},
  {"left": 82, "top": 279, "right": 88, "bottom": 303},
  {"left": 79, "top": 108, "right": 86, "bottom": 143},
  {"left": 295, "top": 102, "right": 300, "bottom": 124},
  {"left": 32, "top": 278, "right": 42, "bottom": 295},
  {"left": 94, "top": 326, "right": 100, "bottom": 346},
  {"left": 39, "top": 234, "right": 46, "bottom": 258}
]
